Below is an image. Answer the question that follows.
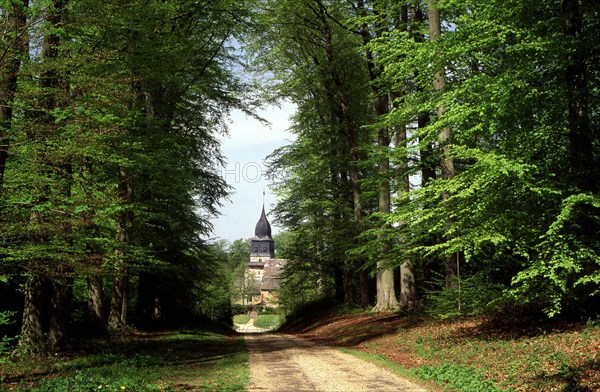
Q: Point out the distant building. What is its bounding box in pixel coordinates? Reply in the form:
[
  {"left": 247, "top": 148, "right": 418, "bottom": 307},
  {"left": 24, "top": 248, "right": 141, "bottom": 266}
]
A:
[{"left": 246, "top": 205, "right": 285, "bottom": 305}]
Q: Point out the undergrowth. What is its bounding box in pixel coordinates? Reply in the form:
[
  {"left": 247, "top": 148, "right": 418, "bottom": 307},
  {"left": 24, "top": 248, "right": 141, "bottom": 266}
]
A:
[
  {"left": 1, "top": 330, "right": 249, "bottom": 391},
  {"left": 416, "top": 362, "right": 503, "bottom": 392}
]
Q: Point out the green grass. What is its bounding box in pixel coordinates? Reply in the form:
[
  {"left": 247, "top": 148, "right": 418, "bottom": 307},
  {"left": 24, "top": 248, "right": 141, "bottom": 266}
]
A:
[
  {"left": 253, "top": 314, "right": 282, "bottom": 329},
  {"left": 416, "top": 362, "right": 503, "bottom": 392},
  {"left": 0, "top": 330, "right": 249, "bottom": 391},
  {"left": 281, "top": 310, "right": 600, "bottom": 391},
  {"left": 399, "top": 321, "right": 600, "bottom": 391},
  {"left": 337, "top": 347, "right": 418, "bottom": 380},
  {"left": 233, "top": 314, "right": 250, "bottom": 325}
]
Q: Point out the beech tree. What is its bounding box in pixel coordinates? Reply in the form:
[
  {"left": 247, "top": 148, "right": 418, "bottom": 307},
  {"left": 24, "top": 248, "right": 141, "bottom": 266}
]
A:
[
  {"left": 375, "top": 0, "right": 599, "bottom": 317},
  {"left": 264, "top": 0, "right": 598, "bottom": 318},
  {"left": 254, "top": 0, "right": 376, "bottom": 306},
  {"left": 0, "top": 0, "right": 27, "bottom": 190},
  {"left": 1, "top": 0, "right": 254, "bottom": 355}
]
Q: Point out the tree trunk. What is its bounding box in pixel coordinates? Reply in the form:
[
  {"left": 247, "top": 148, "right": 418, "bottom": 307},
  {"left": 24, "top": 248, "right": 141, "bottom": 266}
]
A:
[
  {"left": 108, "top": 169, "right": 132, "bottom": 327},
  {"left": 315, "top": 2, "right": 370, "bottom": 306},
  {"left": 394, "top": 122, "right": 418, "bottom": 310},
  {"left": 108, "top": 272, "right": 128, "bottom": 327},
  {"left": 428, "top": 1, "right": 458, "bottom": 289},
  {"left": 561, "top": 0, "right": 595, "bottom": 193},
  {"left": 87, "top": 274, "right": 105, "bottom": 325},
  {"left": 49, "top": 161, "right": 73, "bottom": 350},
  {"left": 348, "top": 118, "right": 370, "bottom": 307},
  {"left": 399, "top": 260, "right": 417, "bottom": 310},
  {"left": 342, "top": 269, "right": 354, "bottom": 305},
  {"left": 356, "top": 0, "right": 399, "bottom": 312},
  {"left": 0, "top": 0, "right": 28, "bottom": 190},
  {"left": 48, "top": 273, "right": 72, "bottom": 351},
  {"left": 16, "top": 273, "right": 45, "bottom": 356},
  {"left": 17, "top": 0, "right": 67, "bottom": 355},
  {"left": 374, "top": 119, "right": 400, "bottom": 311}
]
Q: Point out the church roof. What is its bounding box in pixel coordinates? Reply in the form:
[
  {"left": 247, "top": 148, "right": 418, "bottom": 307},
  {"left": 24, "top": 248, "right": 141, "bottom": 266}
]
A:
[
  {"left": 254, "top": 205, "right": 272, "bottom": 240},
  {"left": 260, "top": 259, "right": 285, "bottom": 291}
]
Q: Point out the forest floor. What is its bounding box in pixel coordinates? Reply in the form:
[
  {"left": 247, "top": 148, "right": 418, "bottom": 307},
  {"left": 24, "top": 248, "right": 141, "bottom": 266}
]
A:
[
  {"left": 283, "top": 311, "right": 600, "bottom": 391},
  {"left": 1, "top": 313, "right": 598, "bottom": 391},
  {"left": 0, "top": 328, "right": 249, "bottom": 391}
]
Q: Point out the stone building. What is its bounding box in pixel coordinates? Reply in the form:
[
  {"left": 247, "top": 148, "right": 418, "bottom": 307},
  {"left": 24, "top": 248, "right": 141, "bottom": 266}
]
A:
[{"left": 246, "top": 205, "right": 285, "bottom": 305}]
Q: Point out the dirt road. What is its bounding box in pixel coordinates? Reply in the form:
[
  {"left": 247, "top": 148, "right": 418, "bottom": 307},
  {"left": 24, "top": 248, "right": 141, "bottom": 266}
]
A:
[{"left": 245, "top": 333, "right": 427, "bottom": 392}]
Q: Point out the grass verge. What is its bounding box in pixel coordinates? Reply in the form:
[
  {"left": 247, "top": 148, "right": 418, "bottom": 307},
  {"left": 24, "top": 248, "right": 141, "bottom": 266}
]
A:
[
  {"left": 253, "top": 314, "right": 282, "bottom": 330},
  {"left": 286, "top": 310, "right": 600, "bottom": 391},
  {"left": 336, "top": 347, "right": 440, "bottom": 391},
  {"left": 0, "top": 329, "right": 249, "bottom": 391},
  {"left": 233, "top": 314, "right": 250, "bottom": 325}
]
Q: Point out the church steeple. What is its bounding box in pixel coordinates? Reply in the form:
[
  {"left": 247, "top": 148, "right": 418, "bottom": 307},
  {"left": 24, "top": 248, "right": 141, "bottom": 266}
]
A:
[
  {"left": 250, "top": 202, "right": 275, "bottom": 260},
  {"left": 254, "top": 206, "right": 272, "bottom": 239}
]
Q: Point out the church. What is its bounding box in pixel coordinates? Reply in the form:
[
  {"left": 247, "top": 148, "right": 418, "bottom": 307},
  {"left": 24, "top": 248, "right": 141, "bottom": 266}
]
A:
[{"left": 245, "top": 205, "right": 286, "bottom": 305}]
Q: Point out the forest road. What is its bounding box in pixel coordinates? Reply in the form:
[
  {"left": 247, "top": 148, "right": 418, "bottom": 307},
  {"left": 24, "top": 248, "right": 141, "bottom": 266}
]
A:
[{"left": 245, "top": 333, "right": 427, "bottom": 392}]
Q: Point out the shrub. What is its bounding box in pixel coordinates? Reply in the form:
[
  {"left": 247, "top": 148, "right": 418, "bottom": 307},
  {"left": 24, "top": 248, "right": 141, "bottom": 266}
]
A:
[
  {"left": 424, "top": 272, "right": 505, "bottom": 319},
  {"left": 231, "top": 304, "right": 252, "bottom": 315},
  {"left": 0, "top": 311, "right": 18, "bottom": 354}
]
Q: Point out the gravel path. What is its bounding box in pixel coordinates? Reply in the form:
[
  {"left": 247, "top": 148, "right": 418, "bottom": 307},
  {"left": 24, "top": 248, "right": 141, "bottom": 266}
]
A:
[{"left": 245, "top": 333, "right": 427, "bottom": 392}]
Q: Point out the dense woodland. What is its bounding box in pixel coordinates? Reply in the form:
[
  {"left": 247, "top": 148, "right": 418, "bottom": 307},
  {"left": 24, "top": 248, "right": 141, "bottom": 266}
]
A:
[
  {"left": 0, "top": 0, "right": 598, "bottom": 359},
  {"left": 0, "top": 0, "right": 256, "bottom": 356}
]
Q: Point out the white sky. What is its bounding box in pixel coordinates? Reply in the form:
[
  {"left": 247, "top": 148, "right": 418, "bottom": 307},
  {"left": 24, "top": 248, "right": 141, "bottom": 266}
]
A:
[{"left": 210, "top": 101, "right": 296, "bottom": 242}]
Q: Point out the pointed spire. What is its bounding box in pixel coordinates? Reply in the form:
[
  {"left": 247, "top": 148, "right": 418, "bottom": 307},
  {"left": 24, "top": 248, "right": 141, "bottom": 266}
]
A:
[{"left": 254, "top": 202, "right": 272, "bottom": 239}]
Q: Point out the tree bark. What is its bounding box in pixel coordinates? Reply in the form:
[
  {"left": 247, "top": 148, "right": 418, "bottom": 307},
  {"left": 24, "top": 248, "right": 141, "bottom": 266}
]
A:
[
  {"left": 108, "top": 169, "right": 132, "bottom": 327},
  {"left": 374, "top": 118, "right": 400, "bottom": 311},
  {"left": 16, "top": 273, "right": 45, "bottom": 356},
  {"left": 347, "top": 112, "right": 370, "bottom": 307},
  {"left": 428, "top": 1, "right": 458, "bottom": 289},
  {"left": 314, "top": 1, "right": 370, "bottom": 306},
  {"left": 394, "top": 122, "right": 418, "bottom": 310},
  {"left": 17, "top": 0, "right": 69, "bottom": 356},
  {"left": 0, "top": 0, "right": 28, "bottom": 190},
  {"left": 49, "top": 158, "right": 73, "bottom": 349},
  {"left": 87, "top": 274, "right": 105, "bottom": 325},
  {"left": 356, "top": 0, "right": 399, "bottom": 311},
  {"left": 48, "top": 272, "right": 72, "bottom": 351},
  {"left": 45, "top": 0, "right": 72, "bottom": 347},
  {"left": 108, "top": 271, "right": 128, "bottom": 327}
]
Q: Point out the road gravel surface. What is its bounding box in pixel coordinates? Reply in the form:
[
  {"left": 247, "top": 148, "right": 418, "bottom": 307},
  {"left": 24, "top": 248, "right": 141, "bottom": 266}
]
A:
[{"left": 245, "top": 333, "right": 427, "bottom": 392}]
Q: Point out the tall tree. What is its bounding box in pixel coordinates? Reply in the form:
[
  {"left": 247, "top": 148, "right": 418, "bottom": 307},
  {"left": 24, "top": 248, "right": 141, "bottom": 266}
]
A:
[
  {"left": 427, "top": 0, "right": 458, "bottom": 289},
  {"left": 0, "top": 0, "right": 28, "bottom": 190},
  {"left": 256, "top": 0, "right": 376, "bottom": 306},
  {"left": 2, "top": 0, "right": 254, "bottom": 355},
  {"left": 355, "top": 0, "right": 399, "bottom": 311}
]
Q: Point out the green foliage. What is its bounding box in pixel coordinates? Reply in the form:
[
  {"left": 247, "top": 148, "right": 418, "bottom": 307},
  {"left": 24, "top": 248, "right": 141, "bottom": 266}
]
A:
[
  {"left": 195, "top": 245, "right": 235, "bottom": 324},
  {"left": 227, "top": 239, "right": 258, "bottom": 305},
  {"left": 0, "top": 311, "right": 17, "bottom": 353},
  {"left": 252, "top": 0, "right": 376, "bottom": 309},
  {"left": 0, "top": 0, "right": 259, "bottom": 349},
  {"left": 23, "top": 366, "right": 161, "bottom": 392},
  {"left": 424, "top": 273, "right": 506, "bottom": 320},
  {"left": 0, "top": 311, "right": 15, "bottom": 326},
  {"left": 231, "top": 304, "right": 252, "bottom": 316},
  {"left": 510, "top": 194, "right": 600, "bottom": 317},
  {"left": 416, "top": 363, "right": 503, "bottom": 392},
  {"left": 374, "top": 0, "right": 599, "bottom": 318}
]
